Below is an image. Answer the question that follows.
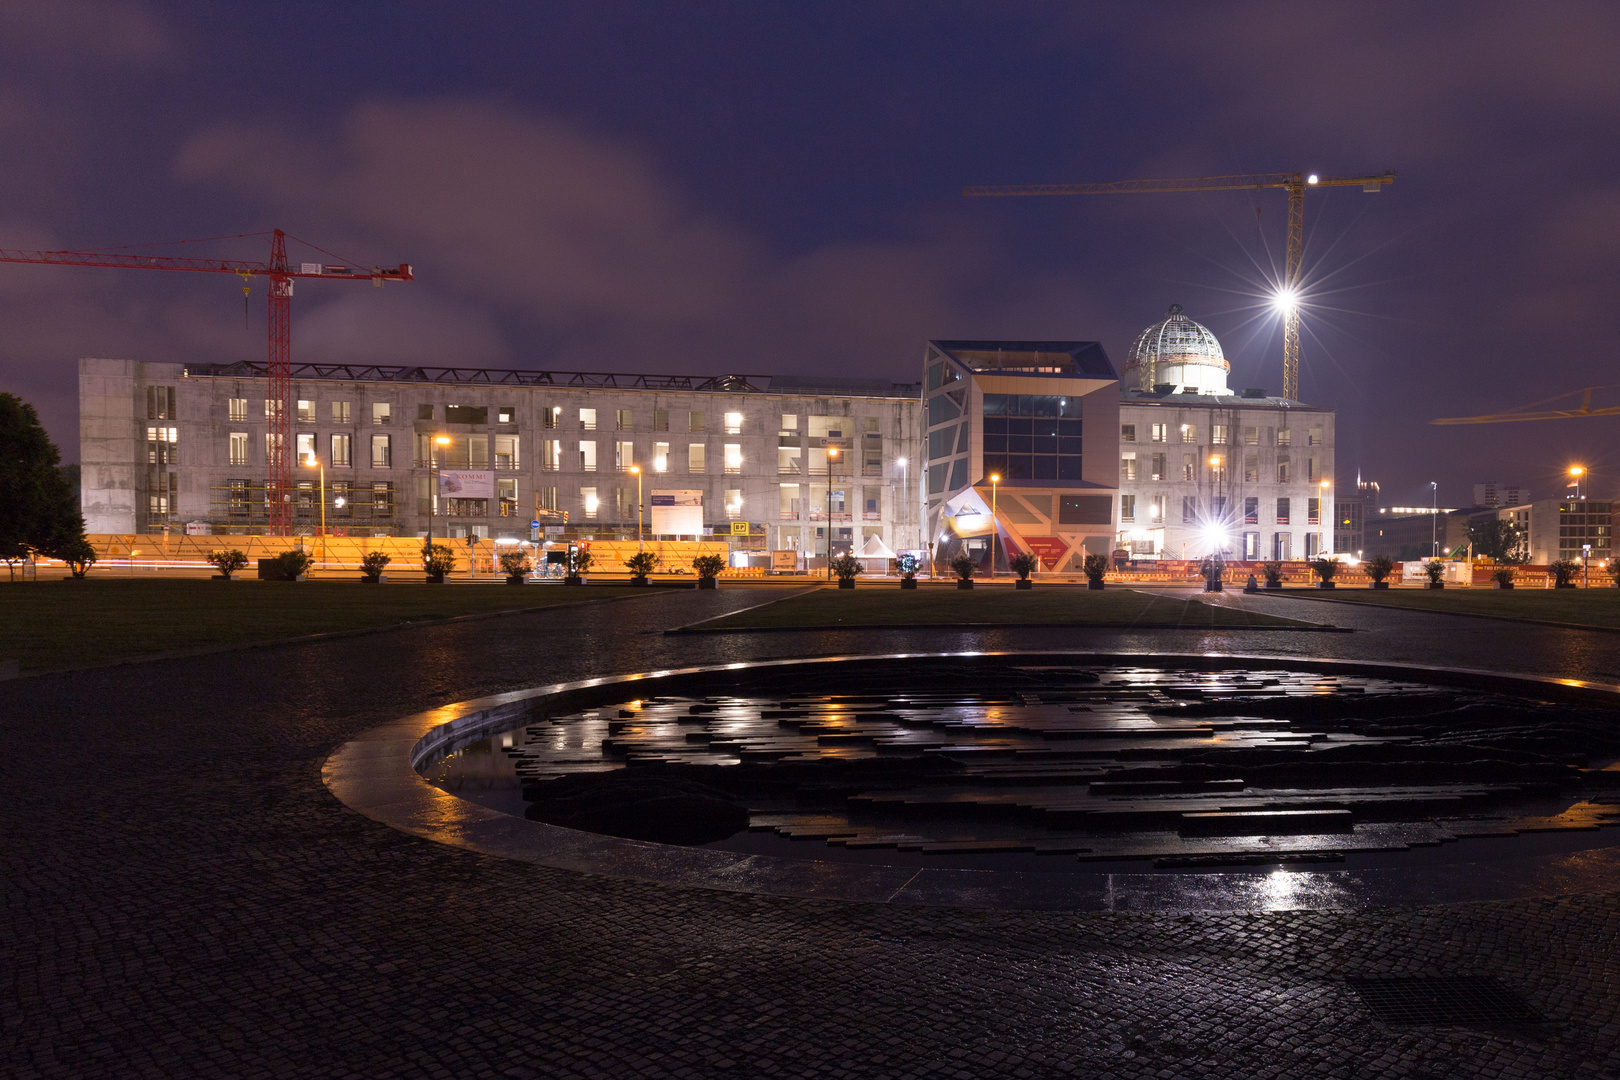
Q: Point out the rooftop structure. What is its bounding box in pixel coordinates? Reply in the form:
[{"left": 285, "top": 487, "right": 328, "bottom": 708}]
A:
[{"left": 1123, "top": 304, "right": 1230, "bottom": 395}]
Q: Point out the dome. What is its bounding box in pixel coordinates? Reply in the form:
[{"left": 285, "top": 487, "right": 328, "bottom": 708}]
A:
[{"left": 1123, "top": 304, "right": 1230, "bottom": 394}]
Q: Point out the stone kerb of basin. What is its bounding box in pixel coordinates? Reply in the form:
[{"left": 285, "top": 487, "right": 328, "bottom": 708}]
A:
[{"left": 324, "top": 651, "right": 1620, "bottom": 913}]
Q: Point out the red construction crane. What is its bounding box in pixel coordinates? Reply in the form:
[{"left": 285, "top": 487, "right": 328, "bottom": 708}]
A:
[
  {"left": 964, "top": 171, "right": 1395, "bottom": 402},
  {"left": 0, "top": 229, "right": 413, "bottom": 535}
]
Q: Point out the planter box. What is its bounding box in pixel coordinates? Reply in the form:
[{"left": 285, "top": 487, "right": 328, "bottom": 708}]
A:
[
  {"left": 1426, "top": 582, "right": 1445, "bottom": 589},
  {"left": 630, "top": 578, "right": 648, "bottom": 587},
  {"left": 361, "top": 574, "right": 387, "bottom": 584},
  {"left": 506, "top": 575, "right": 526, "bottom": 585},
  {"left": 1087, "top": 580, "right": 1105, "bottom": 590},
  {"left": 837, "top": 579, "right": 856, "bottom": 589},
  {"left": 1369, "top": 581, "right": 1389, "bottom": 589},
  {"left": 1014, "top": 579, "right": 1033, "bottom": 590},
  {"left": 1555, "top": 582, "right": 1577, "bottom": 589},
  {"left": 900, "top": 578, "right": 918, "bottom": 590},
  {"left": 1204, "top": 581, "right": 1224, "bottom": 592},
  {"left": 1316, "top": 581, "right": 1336, "bottom": 590},
  {"left": 426, "top": 573, "right": 446, "bottom": 583},
  {"left": 698, "top": 578, "right": 717, "bottom": 590},
  {"left": 1264, "top": 581, "right": 1283, "bottom": 590},
  {"left": 564, "top": 575, "right": 584, "bottom": 586},
  {"left": 1494, "top": 581, "right": 1515, "bottom": 589},
  {"left": 956, "top": 580, "right": 975, "bottom": 589}
]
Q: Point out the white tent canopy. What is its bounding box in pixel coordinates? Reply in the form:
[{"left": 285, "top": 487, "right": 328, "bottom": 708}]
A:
[{"left": 856, "top": 534, "right": 898, "bottom": 560}]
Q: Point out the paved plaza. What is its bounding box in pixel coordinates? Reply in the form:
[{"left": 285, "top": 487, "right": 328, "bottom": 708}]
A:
[{"left": 6, "top": 588, "right": 1620, "bottom": 1078}]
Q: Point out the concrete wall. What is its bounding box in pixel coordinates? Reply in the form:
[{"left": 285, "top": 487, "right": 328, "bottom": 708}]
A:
[{"left": 78, "top": 357, "right": 142, "bottom": 533}]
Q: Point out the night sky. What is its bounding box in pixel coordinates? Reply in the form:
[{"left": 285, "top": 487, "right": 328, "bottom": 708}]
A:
[{"left": 3, "top": 2, "right": 1617, "bottom": 508}]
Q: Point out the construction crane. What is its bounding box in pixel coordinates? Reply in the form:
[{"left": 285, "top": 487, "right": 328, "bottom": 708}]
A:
[
  {"left": 963, "top": 171, "right": 1396, "bottom": 402},
  {"left": 1432, "top": 385, "right": 1620, "bottom": 425},
  {"left": 0, "top": 229, "right": 412, "bottom": 535}
]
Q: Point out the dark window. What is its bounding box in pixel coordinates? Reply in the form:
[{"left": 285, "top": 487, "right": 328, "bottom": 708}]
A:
[
  {"left": 445, "top": 405, "right": 488, "bottom": 425},
  {"left": 1058, "top": 495, "right": 1111, "bottom": 525},
  {"left": 928, "top": 394, "right": 960, "bottom": 425},
  {"left": 418, "top": 404, "right": 435, "bottom": 420},
  {"left": 948, "top": 459, "right": 968, "bottom": 490},
  {"left": 1245, "top": 497, "right": 1258, "bottom": 524}
]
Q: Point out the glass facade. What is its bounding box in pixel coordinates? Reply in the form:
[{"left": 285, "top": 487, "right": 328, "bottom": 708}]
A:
[{"left": 980, "top": 394, "right": 1083, "bottom": 481}]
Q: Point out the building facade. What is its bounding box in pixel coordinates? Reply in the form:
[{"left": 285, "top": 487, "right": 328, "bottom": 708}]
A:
[
  {"left": 1113, "top": 307, "right": 1336, "bottom": 562},
  {"left": 923, "top": 340, "right": 1119, "bottom": 571},
  {"left": 1498, "top": 498, "right": 1612, "bottom": 566},
  {"left": 80, "top": 358, "right": 924, "bottom": 555}
]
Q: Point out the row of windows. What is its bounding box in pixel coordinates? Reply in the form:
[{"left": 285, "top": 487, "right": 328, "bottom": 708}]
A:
[
  {"left": 1123, "top": 531, "right": 1323, "bottom": 561},
  {"left": 1121, "top": 422, "right": 1324, "bottom": 446},
  {"left": 218, "top": 395, "right": 888, "bottom": 437},
  {"left": 1122, "top": 452, "right": 1320, "bottom": 484},
  {"left": 229, "top": 432, "right": 776, "bottom": 476},
  {"left": 1120, "top": 495, "right": 1322, "bottom": 526}
]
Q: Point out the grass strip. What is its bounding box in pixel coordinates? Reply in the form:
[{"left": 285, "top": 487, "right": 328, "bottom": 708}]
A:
[
  {"left": 677, "top": 586, "right": 1319, "bottom": 632},
  {"left": 1276, "top": 586, "right": 1620, "bottom": 631},
  {"left": 0, "top": 579, "right": 649, "bottom": 672}
]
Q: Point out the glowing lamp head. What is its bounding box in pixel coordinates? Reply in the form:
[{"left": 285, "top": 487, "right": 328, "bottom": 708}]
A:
[
  {"left": 435, "top": 436, "right": 450, "bottom": 446},
  {"left": 304, "top": 454, "right": 318, "bottom": 467},
  {"left": 1273, "top": 287, "right": 1300, "bottom": 316},
  {"left": 1570, "top": 466, "right": 1586, "bottom": 477},
  {"left": 989, "top": 473, "right": 1000, "bottom": 484},
  {"left": 1307, "top": 173, "right": 1319, "bottom": 184},
  {"left": 630, "top": 465, "right": 640, "bottom": 475},
  {"left": 828, "top": 447, "right": 838, "bottom": 458},
  {"left": 1209, "top": 455, "right": 1221, "bottom": 468},
  {"left": 896, "top": 457, "right": 906, "bottom": 467}
]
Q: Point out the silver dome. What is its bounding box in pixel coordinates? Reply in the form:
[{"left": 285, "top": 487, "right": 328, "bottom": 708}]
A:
[{"left": 1123, "top": 304, "right": 1229, "bottom": 392}]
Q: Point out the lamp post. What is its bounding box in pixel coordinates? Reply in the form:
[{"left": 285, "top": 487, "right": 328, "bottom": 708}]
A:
[
  {"left": 988, "top": 473, "right": 1000, "bottom": 580},
  {"left": 630, "top": 464, "right": 643, "bottom": 553},
  {"left": 304, "top": 453, "right": 325, "bottom": 569},
  {"left": 1430, "top": 481, "right": 1438, "bottom": 557},
  {"left": 430, "top": 434, "right": 451, "bottom": 543},
  {"left": 1318, "top": 479, "right": 1330, "bottom": 558},
  {"left": 1209, "top": 455, "right": 1224, "bottom": 556},
  {"left": 825, "top": 446, "right": 840, "bottom": 580},
  {"left": 1570, "top": 465, "right": 1586, "bottom": 501}
]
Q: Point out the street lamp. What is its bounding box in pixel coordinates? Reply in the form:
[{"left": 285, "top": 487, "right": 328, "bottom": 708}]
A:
[
  {"left": 430, "top": 434, "right": 451, "bottom": 543},
  {"left": 304, "top": 453, "right": 325, "bottom": 569},
  {"left": 1318, "top": 479, "right": 1330, "bottom": 558},
  {"left": 1209, "top": 455, "right": 1224, "bottom": 555},
  {"left": 1570, "top": 465, "right": 1586, "bottom": 501},
  {"left": 1430, "top": 481, "right": 1438, "bottom": 557},
  {"left": 988, "top": 473, "right": 1000, "bottom": 580},
  {"left": 825, "top": 446, "right": 840, "bottom": 581},
  {"left": 629, "top": 464, "right": 643, "bottom": 553}
]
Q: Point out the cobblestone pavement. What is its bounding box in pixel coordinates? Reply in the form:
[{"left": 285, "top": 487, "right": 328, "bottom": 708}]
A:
[{"left": 6, "top": 588, "right": 1620, "bottom": 1079}]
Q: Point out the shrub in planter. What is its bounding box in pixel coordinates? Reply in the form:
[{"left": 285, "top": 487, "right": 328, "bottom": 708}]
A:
[
  {"left": 1609, "top": 560, "right": 1620, "bottom": 589},
  {"left": 207, "top": 548, "right": 249, "bottom": 581},
  {"left": 267, "top": 548, "right": 313, "bottom": 582},
  {"left": 623, "top": 550, "right": 661, "bottom": 585},
  {"left": 499, "top": 550, "right": 532, "bottom": 584},
  {"left": 829, "top": 552, "right": 861, "bottom": 589},
  {"left": 1008, "top": 551, "right": 1038, "bottom": 590},
  {"left": 1364, "top": 555, "right": 1394, "bottom": 589},
  {"left": 421, "top": 542, "right": 456, "bottom": 583},
  {"left": 950, "top": 552, "right": 977, "bottom": 589},
  {"left": 1423, "top": 559, "right": 1447, "bottom": 589},
  {"left": 897, "top": 552, "right": 919, "bottom": 590},
  {"left": 359, "top": 551, "right": 391, "bottom": 583},
  {"left": 565, "top": 546, "right": 594, "bottom": 585},
  {"left": 1082, "top": 552, "right": 1108, "bottom": 591},
  {"left": 62, "top": 537, "right": 98, "bottom": 580},
  {"left": 1492, "top": 565, "right": 1516, "bottom": 590},
  {"left": 692, "top": 552, "right": 726, "bottom": 590},
  {"left": 1310, "top": 557, "right": 1341, "bottom": 589},
  {"left": 1550, "top": 559, "right": 1582, "bottom": 588},
  {"left": 1260, "top": 560, "right": 1284, "bottom": 589}
]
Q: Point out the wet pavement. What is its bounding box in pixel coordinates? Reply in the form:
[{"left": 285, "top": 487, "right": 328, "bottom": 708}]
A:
[{"left": 6, "top": 586, "right": 1620, "bottom": 1077}]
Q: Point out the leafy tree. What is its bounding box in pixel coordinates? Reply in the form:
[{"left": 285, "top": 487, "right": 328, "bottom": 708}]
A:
[
  {"left": 208, "top": 549, "right": 250, "bottom": 580},
  {"left": 61, "top": 537, "right": 98, "bottom": 579},
  {"left": 499, "top": 550, "right": 532, "bottom": 577},
  {"left": 1310, "top": 557, "right": 1340, "bottom": 583},
  {"left": 829, "top": 552, "right": 862, "bottom": 582},
  {"left": 1469, "top": 518, "right": 1526, "bottom": 563},
  {"left": 1363, "top": 555, "right": 1395, "bottom": 583},
  {"left": 623, "top": 551, "right": 661, "bottom": 580},
  {"left": 691, "top": 553, "right": 726, "bottom": 580},
  {"left": 1081, "top": 553, "right": 1108, "bottom": 584},
  {"left": 1007, "top": 551, "right": 1038, "bottom": 580},
  {"left": 950, "top": 552, "right": 978, "bottom": 581},
  {"left": 0, "top": 393, "right": 83, "bottom": 565},
  {"left": 360, "top": 551, "right": 391, "bottom": 580}
]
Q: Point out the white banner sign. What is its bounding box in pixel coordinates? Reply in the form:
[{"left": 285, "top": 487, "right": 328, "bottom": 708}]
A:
[
  {"left": 438, "top": 470, "right": 494, "bottom": 499},
  {"left": 651, "top": 489, "right": 704, "bottom": 535}
]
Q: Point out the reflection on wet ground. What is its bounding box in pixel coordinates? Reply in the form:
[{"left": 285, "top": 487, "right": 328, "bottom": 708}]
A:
[{"left": 422, "top": 658, "right": 1620, "bottom": 880}]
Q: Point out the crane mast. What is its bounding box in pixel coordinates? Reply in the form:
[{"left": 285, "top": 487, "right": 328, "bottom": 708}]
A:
[
  {"left": 964, "top": 170, "right": 1395, "bottom": 402},
  {"left": 0, "top": 229, "right": 412, "bottom": 535}
]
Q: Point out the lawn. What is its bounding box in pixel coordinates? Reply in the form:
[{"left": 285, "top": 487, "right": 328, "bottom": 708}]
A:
[
  {"left": 1279, "top": 586, "right": 1620, "bottom": 630},
  {"left": 0, "top": 579, "right": 649, "bottom": 673},
  {"left": 681, "top": 585, "right": 1318, "bottom": 631}
]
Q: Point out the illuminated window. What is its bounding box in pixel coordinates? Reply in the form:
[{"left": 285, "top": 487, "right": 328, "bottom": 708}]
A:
[
  {"left": 331, "top": 433, "right": 351, "bottom": 467},
  {"left": 228, "top": 397, "right": 248, "bottom": 421},
  {"left": 1120, "top": 494, "right": 1135, "bottom": 522},
  {"left": 723, "top": 444, "right": 742, "bottom": 474},
  {"left": 229, "top": 432, "right": 249, "bottom": 466},
  {"left": 331, "top": 400, "right": 351, "bottom": 424},
  {"left": 724, "top": 412, "right": 743, "bottom": 434},
  {"left": 296, "top": 400, "right": 314, "bottom": 423},
  {"left": 581, "top": 487, "right": 598, "bottom": 519}
]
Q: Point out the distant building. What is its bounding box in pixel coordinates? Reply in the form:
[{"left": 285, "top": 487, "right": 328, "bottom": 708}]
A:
[
  {"left": 1363, "top": 509, "right": 1470, "bottom": 560},
  {"left": 1115, "top": 306, "right": 1337, "bottom": 561},
  {"left": 1473, "top": 482, "right": 1531, "bottom": 509},
  {"left": 923, "top": 339, "right": 1119, "bottom": 571},
  {"left": 1498, "top": 498, "right": 1611, "bottom": 565},
  {"left": 1334, "top": 497, "right": 1364, "bottom": 556}
]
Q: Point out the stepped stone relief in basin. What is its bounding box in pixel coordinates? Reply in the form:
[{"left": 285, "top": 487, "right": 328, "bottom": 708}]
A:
[{"left": 417, "top": 656, "right": 1620, "bottom": 879}]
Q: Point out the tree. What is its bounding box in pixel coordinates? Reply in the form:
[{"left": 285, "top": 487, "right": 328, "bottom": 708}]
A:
[
  {"left": 0, "top": 394, "right": 84, "bottom": 565},
  {"left": 1469, "top": 518, "right": 1526, "bottom": 563}
]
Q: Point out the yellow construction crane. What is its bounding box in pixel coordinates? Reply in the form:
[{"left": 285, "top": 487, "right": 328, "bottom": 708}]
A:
[
  {"left": 1432, "top": 385, "right": 1620, "bottom": 425},
  {"left": 963, "top": 170, "right": 1396, "bottom": 402}
]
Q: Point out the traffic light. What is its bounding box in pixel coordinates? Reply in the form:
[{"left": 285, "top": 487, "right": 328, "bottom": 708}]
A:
[{"left": 563, "top": 511, "right": 569, "bottom": 524}]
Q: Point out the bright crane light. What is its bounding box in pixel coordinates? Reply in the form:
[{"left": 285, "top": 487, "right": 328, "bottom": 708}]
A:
[{"left": 1273, "top": 287, "right": 1300, "bottom": 315}]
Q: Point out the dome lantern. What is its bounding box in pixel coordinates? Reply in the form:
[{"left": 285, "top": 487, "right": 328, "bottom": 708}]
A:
[{"left": 1123, "top": 304, "right": 1229, "bottom": 395}]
